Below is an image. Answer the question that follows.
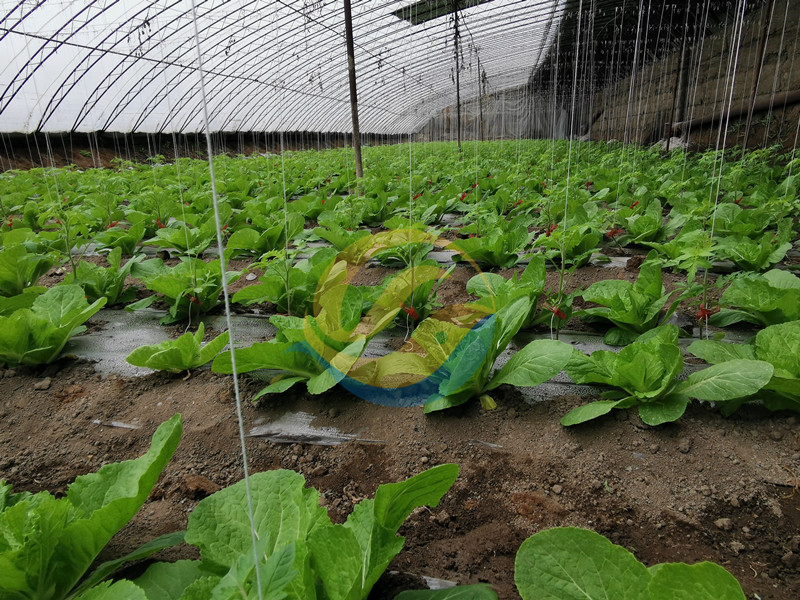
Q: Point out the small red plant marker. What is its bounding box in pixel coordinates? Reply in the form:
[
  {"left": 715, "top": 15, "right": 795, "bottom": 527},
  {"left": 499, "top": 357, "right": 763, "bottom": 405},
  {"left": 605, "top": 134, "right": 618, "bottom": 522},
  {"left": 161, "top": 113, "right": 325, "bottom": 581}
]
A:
[
  {"left": 401, "top": 304, "right": 419, "bottom": 320},
  {"left": 696, "top": 304, "right": 720, "bottom": 320}
]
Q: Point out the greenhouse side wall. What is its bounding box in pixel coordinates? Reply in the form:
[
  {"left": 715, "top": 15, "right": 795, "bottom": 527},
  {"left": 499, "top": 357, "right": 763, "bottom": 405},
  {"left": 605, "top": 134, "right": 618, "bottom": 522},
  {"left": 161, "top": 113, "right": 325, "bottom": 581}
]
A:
[{"left": 590, "top": 0, "right": 800, "bottom": 150}]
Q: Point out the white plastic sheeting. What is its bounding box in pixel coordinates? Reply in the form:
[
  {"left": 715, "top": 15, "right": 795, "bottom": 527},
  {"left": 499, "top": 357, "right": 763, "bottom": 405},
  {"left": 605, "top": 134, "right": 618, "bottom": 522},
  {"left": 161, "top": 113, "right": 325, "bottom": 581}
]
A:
[{"left": 0, "top": 0, "right": 564, "bottom": 134}]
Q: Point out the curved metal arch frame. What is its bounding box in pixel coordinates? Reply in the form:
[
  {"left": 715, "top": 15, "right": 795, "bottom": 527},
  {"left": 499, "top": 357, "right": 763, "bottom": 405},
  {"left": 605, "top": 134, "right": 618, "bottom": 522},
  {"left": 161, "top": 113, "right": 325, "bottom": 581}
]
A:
[
  {"left": 92, "top": 1, "right": 401, "bottom": 132},
  {"left": 2, "top": 0, "right": 574, "bottom": 134},
  {"left": 0, "top": 0, "right": 110, "bottom": 117},
  {"left": 37, "top": 1, "right": 172, "bottom": 131}
]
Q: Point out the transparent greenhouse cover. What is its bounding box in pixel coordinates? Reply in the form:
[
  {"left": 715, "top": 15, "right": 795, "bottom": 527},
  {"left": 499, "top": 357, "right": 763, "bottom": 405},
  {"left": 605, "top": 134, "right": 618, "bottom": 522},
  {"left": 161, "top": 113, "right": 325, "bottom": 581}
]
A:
[{"left": 0, "top": 0, "right": 564, "bottom": 135}]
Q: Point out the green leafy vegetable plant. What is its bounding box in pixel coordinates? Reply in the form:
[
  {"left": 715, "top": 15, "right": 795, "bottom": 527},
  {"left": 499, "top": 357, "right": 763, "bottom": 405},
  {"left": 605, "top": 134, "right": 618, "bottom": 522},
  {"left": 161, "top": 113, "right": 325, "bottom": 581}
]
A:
[
  {"left": 224, "top": 212, "right": 304, "bottom": 260},
  {"left": 466, "top": 256, "right": 546, "bottom": 328},
  {"left": 579, "top": 251, "right": 697, "bottom": 345},
  {"left": 91, "top": 221, "right": 146, "bottom": 255},
  {"left": 213, "top": 315, "right": 367, "bottom": 401},
  {"left": 715, "top": 219, "right": 794, "bottom": 272},
  {"left": 0, "top": 284, "right": 106, "bottom": 366},
  {"left": 0, "top": 414, "right": 183, "bottom": 600},
  {"left": 232, "top": 248, "right": 338, "bottom": 316},
  {"left": 514, "top": 527, "right": 746, "bottom": 600},
  {"left": 688, "top": 320, "right": 800, "bottom": 412},
  {"left": 126, "top": 322, "right": 230, "bottom": 373},
  {"left": 0, "top": 243, "right": 57, "bottom": 297},
  {"left": 142, "top": 219, "right": 218, "bottom": 257},
  {"left": 128, "top": 258, "right": 240, "bottom": 325},
  {"left": 532, "top": 222, "right": 602, "bottom": 268},
  {"left": 407, "top": 297, "right": 573, "bottom": 412},
  {"left": 563, "top": 325, "right": 773, "bottom": 426},
  {"left": 312, "top": 224, "right": 371, "bottom": 251},
  {"left": 132, "top": 464, "right": 459, "bottom": 600},
  {"left": 448, "top": 217, "right": 530, "bottom": 268},
  {"left": 711, "top": 269, "right": 800, "bottom": 327},
  {"left": 63, "top": 247, "right": 143, "bottom": 305}
]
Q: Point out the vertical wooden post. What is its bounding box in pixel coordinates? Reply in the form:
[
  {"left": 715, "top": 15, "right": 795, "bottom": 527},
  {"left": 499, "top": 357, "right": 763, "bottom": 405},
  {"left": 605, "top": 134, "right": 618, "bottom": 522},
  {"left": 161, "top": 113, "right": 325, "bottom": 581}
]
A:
[
  {"left": 343, "top": 0, "right": 363, "bottom": 182},
  {"left": 667, "top": 6, "right": 692, "bottom": 152},
  {"left": 453, "top": 2, "right": 462, "bottom": 153},
  {"left": 477, "top": 59, "right": 484, "bottom": 141}
]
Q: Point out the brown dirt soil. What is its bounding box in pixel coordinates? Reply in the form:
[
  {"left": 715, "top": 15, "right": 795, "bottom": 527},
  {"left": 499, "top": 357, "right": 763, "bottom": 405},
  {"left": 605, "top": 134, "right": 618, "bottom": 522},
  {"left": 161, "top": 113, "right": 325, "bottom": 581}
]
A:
[
  {"left": 2, "top": 347, "right": 800, "bottom": 598},
  {"left": 3, "top": 252, "right": 798, "bottom": 598}
]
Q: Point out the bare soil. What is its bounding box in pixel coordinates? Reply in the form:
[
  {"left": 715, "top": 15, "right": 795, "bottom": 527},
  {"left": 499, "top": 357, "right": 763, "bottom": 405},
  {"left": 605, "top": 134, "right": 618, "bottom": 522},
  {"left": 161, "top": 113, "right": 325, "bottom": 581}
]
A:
[{"left": 2, "top": 254, "right": 799, "bottom": 598}]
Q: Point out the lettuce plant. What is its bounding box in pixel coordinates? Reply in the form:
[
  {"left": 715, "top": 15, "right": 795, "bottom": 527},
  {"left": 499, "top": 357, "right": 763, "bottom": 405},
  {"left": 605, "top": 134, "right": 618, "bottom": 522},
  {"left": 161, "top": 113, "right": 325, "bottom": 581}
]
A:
[
  {"left": 232, "top": 248, "right": 337, "bottom": 315},
  {"left": 128, "top": 258, "right": 240, "bottom": 325},
  {"left": 0, "top": 284, "right": 107, "bottom": 366},
  {"left": 615, "top": 199, "right": 676, "bottom": 245},
  {"left": 63, "top": 248, "right": 144, "bottom": 305},
  {"left": 312, "top": 224, "right": 370, "bottom": 251},
  {"left": 514, "top": 527, "right": 746, "bottom": 600},
  {"left": 126, "top": 322, "right": 230, "bottom": 373},
  {"left": 142, "top": 220, "right": 218, "bottom": 257},
  {"left": 715, "top": 219, "right": 794, "bottom": 272},
  {"left": 579, "top": 251, "right": 697, "bottom": 345},
  {"left": 532, "top": 223, "right": 602, "bottom": 268},
  {"left": 0, "top": 414, "right": 183, "bottom": 600},
  {"left": 0, "top": 243, "right": 58, "bottom": 297},
  {"left": 642, "top": 228, "right": 715, "bottom": 281},
  {"left": 563, "top": 325, "right": 773, "bottom": 426},
  {"left": 132, "top": 465, "right": 459, "bottom": 600},
  {"left": 689, "top": 320, "right": 800, "bottom": 412},
  {"left": 448, "top": 222, "right": 529, "bottom": 268},
  {"left": 395, "top": 297, "right": 573, "bottom": 412},
  {"left": 224, "top": 211, "right": 304, "bottom": 260},
  {"left": 91, "top": 221, "right": 146, "bottom": 255},
  {"left": 711, "top": 269, "right": 800, "bottom": 327},
  {"left": 212, "top": 315, "right": 367, "bottom": 401},
  {"left": 466, "top": 256, "right": 546, "bottom": 328}
]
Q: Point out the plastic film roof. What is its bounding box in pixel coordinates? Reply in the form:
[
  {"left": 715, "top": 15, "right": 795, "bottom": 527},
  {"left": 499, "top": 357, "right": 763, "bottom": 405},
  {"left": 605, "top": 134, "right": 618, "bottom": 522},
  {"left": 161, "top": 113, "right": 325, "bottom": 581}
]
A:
[{"left": 0, "top": 0, "right": 565, "bottom": 135}]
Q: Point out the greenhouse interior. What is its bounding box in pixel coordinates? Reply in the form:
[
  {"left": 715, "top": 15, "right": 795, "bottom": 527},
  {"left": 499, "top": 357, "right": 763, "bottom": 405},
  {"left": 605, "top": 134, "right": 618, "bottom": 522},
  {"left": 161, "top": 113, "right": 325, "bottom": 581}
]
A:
[{"left": 1, "top": 0, "right": 800, "bottom": 598}]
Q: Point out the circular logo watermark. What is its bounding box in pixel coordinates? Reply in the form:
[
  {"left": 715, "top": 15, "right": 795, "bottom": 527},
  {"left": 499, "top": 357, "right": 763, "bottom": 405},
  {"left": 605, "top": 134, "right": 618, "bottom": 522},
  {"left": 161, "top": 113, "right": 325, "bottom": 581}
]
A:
[{"left": 291, "top": 229, "right": 497, "bottom": 407}]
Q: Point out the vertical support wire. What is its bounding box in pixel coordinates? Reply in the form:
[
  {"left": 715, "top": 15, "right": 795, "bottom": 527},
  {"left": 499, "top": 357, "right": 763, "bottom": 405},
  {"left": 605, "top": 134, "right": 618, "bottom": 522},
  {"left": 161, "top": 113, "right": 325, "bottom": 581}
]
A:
[{"left": 188, "top": 2, "right": 264, "bottom": 597}]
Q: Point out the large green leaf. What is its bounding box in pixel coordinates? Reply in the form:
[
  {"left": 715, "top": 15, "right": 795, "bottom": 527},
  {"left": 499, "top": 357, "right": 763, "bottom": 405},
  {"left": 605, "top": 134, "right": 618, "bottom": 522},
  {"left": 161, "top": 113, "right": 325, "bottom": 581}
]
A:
[
  {"left": 514, "top": 527, "right": 650, "bottom": 599},
  {"left": 72, "top": 580, "right": 148, "bottom": 600},
  {"left": 0, "top": 415, "right": 182, "bottom": 600},
  {"left": 310, "top": 464, "right": 459, "bottom": 599},
  {"left": 560, "top": 400, "right": 624, "bottom": 426},
  {"left": 648, "top": 562, "right": 746, "bottom": 600},
  {"left": 133, "top": 560, "right": 205, "bottom": 600},
  {"left": 637, "top": 393, "right": 690, "bottom": 426},
  {"left": 755, "top": 320, "right": 800, "bottom": 378},
  {"left": 185, "top": 470, "right": 329, "bottom": 599},
  {"left": 487, "top": 339, "right": 572, "bottom": 390},
  {"left": 675, "top": 360, "right": 773, "bottom": 401},
  {"left": 687, "top": 340, "right": 755, "bottom": 364}
]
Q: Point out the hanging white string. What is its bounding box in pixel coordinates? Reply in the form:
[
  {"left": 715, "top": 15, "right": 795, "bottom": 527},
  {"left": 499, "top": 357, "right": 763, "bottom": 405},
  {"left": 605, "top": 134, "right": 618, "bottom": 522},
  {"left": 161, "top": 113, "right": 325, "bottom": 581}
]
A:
[{"left": 188, "top": 2, "right": 264, "bottom": 597}]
